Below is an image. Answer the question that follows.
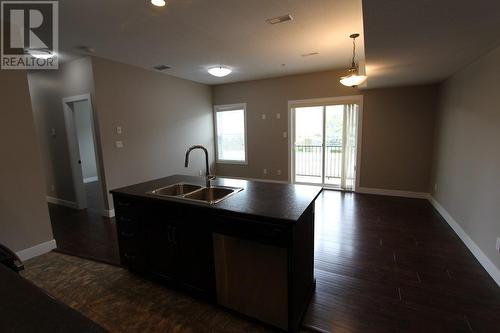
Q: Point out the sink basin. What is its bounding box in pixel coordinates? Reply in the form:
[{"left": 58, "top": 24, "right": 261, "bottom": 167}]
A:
[
  {"left": 184, "top": 186, "right": 242, "bottom": 204},
  {"left": 151, "top": 183, "right": 201, "bottom": 197}
]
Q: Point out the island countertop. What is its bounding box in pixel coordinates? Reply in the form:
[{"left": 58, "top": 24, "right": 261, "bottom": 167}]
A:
[{"left": 110, "top": 175, "right": 322, "bottom": 222}]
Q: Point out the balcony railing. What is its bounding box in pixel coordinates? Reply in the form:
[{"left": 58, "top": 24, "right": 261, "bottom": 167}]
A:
[{"left": 294, "top": 145, "right": 343, "bottom": 179}]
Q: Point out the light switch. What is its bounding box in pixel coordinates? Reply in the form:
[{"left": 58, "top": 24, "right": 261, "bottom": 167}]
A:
[
  {"left": 115, "top": 141, "right": 124, "bottom": 148},
  {"left": 116, "top": 126, "right": 122, "bottom": 134},
  {"left": 283, "top": 131, "right": 287, "bottom": 138},
  {"left": 277, "top": 169, "right": 282, "bottom": 176},
  {"left": 276, "top": 113, "right": 281, "bottom": 119},
  {"left": 263, "top": 168, "right": 268, "bottom": 175},
  {"left": 261, "top": 114, "right": 266, "bottom": 120}
]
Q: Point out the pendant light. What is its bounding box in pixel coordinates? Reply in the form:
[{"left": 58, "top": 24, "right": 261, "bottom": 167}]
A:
[{"left": 340, "top": 33, "right": 367, "bottom": 87}]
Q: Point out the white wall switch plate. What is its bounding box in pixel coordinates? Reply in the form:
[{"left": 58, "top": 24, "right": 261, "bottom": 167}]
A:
[
  {"left": 277, "top": 169, "right": 282, "bottom": 176},
  {"left": 115, "top": 141, "right": 124, "bottom": 148},
  {"left": 199, "top": 170, "right": 203, "bottom": 176},
  {"left": 116, "top": 126, "right": 122, "bottom": 134},
  {"left": 50, "top": 185, "right": 55, "bottom": 192},
  {"left": 263, "top": 168, "right": 267, "bottom": 175},
  {"left": 51, "top": 128, "right": 56, "bottom": 137},
  {"left": 283, "top": 131, "right": 287, "bottom": 138},
  {"left": 496, "top": 237, "right": 500, "bottom": 252},
  {"left": 276, "top": 113, "right": 281, "bottom": 119},
  {"left": 261, "top": 114, "right": 266, "bottom": 120}
]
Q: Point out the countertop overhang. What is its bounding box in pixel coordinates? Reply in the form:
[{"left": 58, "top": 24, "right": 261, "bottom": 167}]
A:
[{"left": 110, "top": 175, "right": 323, "bottom": 222}]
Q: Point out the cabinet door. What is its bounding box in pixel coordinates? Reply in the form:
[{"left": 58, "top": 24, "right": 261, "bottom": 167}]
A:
[
  {"left": 146, "top": 217, "right": 178, "bottom": 281},
  {"left": 174, "top": 209, "right": 215, "bottom": 299}
]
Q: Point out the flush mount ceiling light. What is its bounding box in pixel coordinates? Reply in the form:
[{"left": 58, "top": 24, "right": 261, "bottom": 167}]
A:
[
  {"left": 208, "top": 66, "right": 232, "bottom": 77},
  {"left": 25, "top": 48, "right": 55, "bottom": 59},
  {"left": 340, "top": 33, "right": 367, "bottom": 87},
  {"left": 151, "top": 0, "right": 166, "bottom": 7}
]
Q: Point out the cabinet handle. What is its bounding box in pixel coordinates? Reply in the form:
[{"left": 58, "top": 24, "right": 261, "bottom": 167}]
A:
[
  {"left": 167, "top": 225, "right": 172, "bottom": 243},
  {"left": 124, "top": 253, "right": 136, "bottom": 261},
  {"left": 119, "top": 216, "right": 133, "bottom": 223},
  {"left": 172, "top": 227, "right": 177, "bottom": 245},
  {"left": 121, "top": 231, "right": 134, "bottom": 238}
]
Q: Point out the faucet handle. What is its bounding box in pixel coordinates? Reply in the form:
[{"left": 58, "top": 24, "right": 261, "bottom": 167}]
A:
[{"left": 207, "top": 175, "right": 216, "bottom": 181}]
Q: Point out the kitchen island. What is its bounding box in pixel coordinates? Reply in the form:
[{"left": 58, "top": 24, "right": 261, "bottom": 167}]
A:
[{"left": 111, "top": 175, "right": 322, "bottom": 332}]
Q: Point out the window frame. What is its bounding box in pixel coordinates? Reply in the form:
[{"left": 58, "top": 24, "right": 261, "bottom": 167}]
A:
[{"left": 213, "top": 103, "right": 248, "bottom": 165}]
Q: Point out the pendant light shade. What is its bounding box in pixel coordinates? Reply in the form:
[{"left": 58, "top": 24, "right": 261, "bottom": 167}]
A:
[
  {"left": 340, "top": 33, "right": 367, "bottom": 87},
  {"left": 208, "top": 66, "right": 232, "bottom": 77}
]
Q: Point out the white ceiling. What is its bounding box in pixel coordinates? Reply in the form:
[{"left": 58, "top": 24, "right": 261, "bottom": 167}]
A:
[
  {"left": 58, "top": 0, "right": 365, "bottom": 85},
  {"left": 362, "top": 0, "right": 500, "bottom": 88}
]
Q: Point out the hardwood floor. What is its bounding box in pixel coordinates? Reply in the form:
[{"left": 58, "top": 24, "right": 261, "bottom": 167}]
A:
[
  {"left": 302, "top": 190, "right": 500, "bottom": 332},
  {"left": 46, "top": 190, "right": 500, "bottom": 332}
]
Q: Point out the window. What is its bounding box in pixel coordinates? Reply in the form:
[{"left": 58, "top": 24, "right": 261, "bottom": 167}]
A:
[{"left": 214, "top": 103, "right": 247, "bottom": 164}]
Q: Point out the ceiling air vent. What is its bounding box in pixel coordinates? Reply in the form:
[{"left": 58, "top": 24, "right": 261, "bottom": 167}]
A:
[
  {"left": 266, "top": 14, "right": 293, "bottom": 25},
  {"left": 154, "top": 65, "right": 171, "bottom": 71}
]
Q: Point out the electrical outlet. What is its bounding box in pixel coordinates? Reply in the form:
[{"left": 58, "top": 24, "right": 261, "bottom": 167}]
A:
[
  {"left": 434, "top": 183, "right": 438, "bottom": 192},
  {"left": 263, "top": 168, "right": 267, "bottom": 175},
  {"left": 115, "top": 141, "right": 124, "bottom": 148},
  {"left": 199, "top": 170, "right": 203, "bottom": 176},
  {"left": 50, "top": 128, "right": 56, "bottom": 137},
  {"left": 277, "top": 169, "right": 282, "bottom": 176},
  {"left": 116, "top": 126, "right": 122, "bottom": 134},
  {"left": 276, "top": 113, "right": 281, "bottom": 119},
  {"left": 283, "top": 131, "right": 287, "bottom": 138},
  {"left": 496, "top": 237, "right": 500, "bottom": 253},
  {"left": 50, "top": 185, "right": 55, "bottom": 192}
]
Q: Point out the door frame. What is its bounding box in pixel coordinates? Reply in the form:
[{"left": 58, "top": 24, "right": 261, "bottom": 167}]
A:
[
  {"left": 62, "top": 93, "right": 103, "bottom": 210},
  {"left": 287, "top": 95, "right": 364, "bottom": 191}
]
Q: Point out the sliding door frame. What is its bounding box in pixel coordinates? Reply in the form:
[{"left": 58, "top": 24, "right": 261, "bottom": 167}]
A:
[{"left": 287, "top": 95, "right": 364, "bottom": 191}]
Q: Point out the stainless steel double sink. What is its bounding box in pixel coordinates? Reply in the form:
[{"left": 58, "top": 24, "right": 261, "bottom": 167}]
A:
[{"left": 150, "top": 183, "right": 243, "bottom": 204}]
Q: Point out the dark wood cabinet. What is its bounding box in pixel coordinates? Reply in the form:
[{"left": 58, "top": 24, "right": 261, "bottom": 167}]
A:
[{"left": 112, "top": 180, "right": 317, "bottom": 333}]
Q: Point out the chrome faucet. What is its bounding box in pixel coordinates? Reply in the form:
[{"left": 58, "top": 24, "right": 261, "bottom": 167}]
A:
[{"left": 184, "top": 145, "right": 215, "bottom": 188}]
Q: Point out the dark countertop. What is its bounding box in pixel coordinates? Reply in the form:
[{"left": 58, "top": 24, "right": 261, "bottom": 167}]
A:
[
  {"left": 0, "top": 263, "right": 107, "bottom": 333},
  {"left": 111, "top": 175, "right": 322, "bottom": 222}
]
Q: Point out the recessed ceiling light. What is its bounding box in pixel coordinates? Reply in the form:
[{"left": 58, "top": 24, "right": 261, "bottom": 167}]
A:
[
  {"left": 301, "top": 52, "right": 319, "bottom": 57},
  {"left": 25, "top": 48, "right": 56, "bottom": 59},
  {"left": 154, "top": 65, "right": 171, "bottom": 71},
  {"left": 266, "top": 14, "right": 293, "bottom": 25},
  {"left": 151, "top": 0, "right": 166, "bottom": 7},
  {"left": 208, "top": 66, "right": 232, "bottom": 77},
  {"left": 75, "top": 45, "right": 95, "bottom": 54}
]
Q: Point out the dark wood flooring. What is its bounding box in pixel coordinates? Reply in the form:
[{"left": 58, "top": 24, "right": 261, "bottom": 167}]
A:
[{"left": 46, "top": 190, "right": 500, "bottom": 332}]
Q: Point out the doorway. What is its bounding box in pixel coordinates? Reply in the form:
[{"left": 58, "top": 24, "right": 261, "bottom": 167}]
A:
[
  {"left": 289, "top": 96, "right": 362, "bottom": 190},
  {"left": 62, "top": 94, "right": 105, "bottom": 213}
]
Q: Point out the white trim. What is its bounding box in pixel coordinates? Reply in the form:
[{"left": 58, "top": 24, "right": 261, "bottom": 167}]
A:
[
  {"left": 216, "top": 175, "right": 289, "bottom": 184},
  {"left": 83, "top": 176, "right": 98, "bottom": 183},
  {"left": 428, "top": 196, "right": 500, "bottom": 287},
  {"left": 46, "top": 196, "right": 78, "bottom": 209},
  {"left": 103, "top": 209, "right": 115, "bottom": 218},
  {"left": 213, "top": 103, "right": 248, "bottom": 165},
  {"left": 16, "top": 239, "right": 57, "bottom": 261},
  {"left": 356, "top": 187, "right": 430, "bottom": 199}
]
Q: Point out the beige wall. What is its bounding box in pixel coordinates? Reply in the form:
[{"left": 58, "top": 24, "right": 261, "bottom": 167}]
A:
[
  {"left": 0, "top": 70, "right": 54, "bottom": 252},
  {"left": 91, "top": 57, "right": 214, "bottom": 210},
  {"left": 361, "top": 86, "right": 438, "bottom": 192},
  {"left": 28, "top": 57, "right": 96, "bottom": 202},
  {"left": 432, "top": 45, "right": 500, "bottom": 273},
  {"left": 213, "top": 70, "right": 438, "bottom": 192}
]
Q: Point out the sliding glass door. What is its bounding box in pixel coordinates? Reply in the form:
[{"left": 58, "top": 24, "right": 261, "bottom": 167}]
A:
[{"left": 292, "top": 100, "right": 360, "bottom": 190}]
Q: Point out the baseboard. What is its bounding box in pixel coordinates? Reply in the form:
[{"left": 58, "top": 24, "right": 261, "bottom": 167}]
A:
[
  {"left": 428, "top": 196, "right": 500, "bottom": 287},
  {"left": 84, "top": 176, "right": 98, "bottom": 183},
  {"left": 16, "top": 239, "right": 57, "bottom": 261},
  {"left": 356, "top": 187, "right": 430, "bottom": 199},
  {"left": 216, "top": 175, "right": 289, "bottom": 184},
  {"left": 46, "top": 196, "right": 78, "bottom": 209},
  {"left": 103, "top": 209, "right": 115, "bottom": 218}
]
